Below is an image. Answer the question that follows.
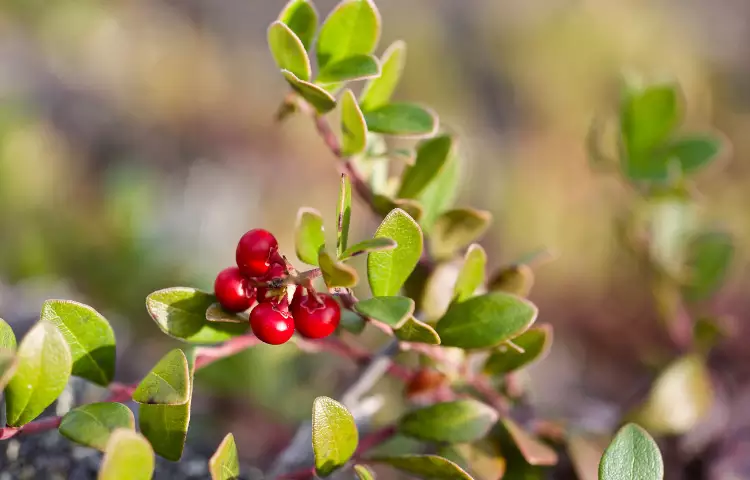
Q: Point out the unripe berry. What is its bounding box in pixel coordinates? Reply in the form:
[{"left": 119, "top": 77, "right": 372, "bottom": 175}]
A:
[
  {"left": 291, "top": 291, "right": 341, "bottom": 339},
  {"left": 214, "top": 267, "right": 253, "bottom": 312},
  {"left": 250, "top": 302, "right": 294, "bottom": 345},
  {"left": 236, "top": 229, "right": 279, "bottom": 278}
]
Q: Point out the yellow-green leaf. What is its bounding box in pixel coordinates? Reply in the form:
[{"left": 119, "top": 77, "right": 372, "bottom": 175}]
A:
[
  {"left": 360, "top": 40, "right": 407, "bottom": 112},
  {"left": 454, "top": 244, "right": 486, "bottom": 302},
  {"left": 398, "top": 135, "right": 453, "bottom": 199},
  {"left": 133, "top": 349, "right": 190, "bottom": 405},
  {"left": 394, "top": 316, "right": 441, "bottom": 345},
  {"left": 0, "top": 317, "right": 16, "bottom": 350},
  {"left": 353, "top": 464, "right": 375, "bottom": 480},
  {"left": 209, "top": 432, "right": 240, "bottom": 480},
  {"left": 282, "top": 70, "right": 337, "bottom": 113},
  {"left": 279, "top": 0, "right": 318, "bottom": 50},
  {"left": 488, "top": 264, "right": 534, "bottom": 298},
  {"left": 431, "top": 208, "right": 492, "bottom": 260},
  {"left": 312, "top": 396, "right": 359, "bottom": 476},
  {"left": 364, "top": 103, "right": 438, "bottom": 137},
  {"left": 318, "top": 55, "right": 380, "bottom": 85},
  {"left": 205, "top": 303, "right": 246, "bottom": 324},
  {"left": 296, "top": 207, "right": 326, "bottom": 266},
  {"left": 316, "top": 0, "right": 380, "bottom": 70},
  {"left": 99, "top": 429, "right": 155, "bottom": 480},
  {"left": 319, "top": 249, "right": 359, "bottom": 288},
  {"left": 484, "top": 325, "right": 553, "bottom": 375},
  {"left": 341, "top": 89, "right": 368, "bottom": 156},
  {"left": 681, "top": 230, "right": 734, "bottom": 302},
  {"left": 337, "top": 173, "right": 352, "bottom": 256},
  {"left": 0, "top": 348, "right": 17, "bottom": 392},
  {"left": 268, "top": 21, "right": 311, "bottom": 81},
  {"left": 369, "top": 454, "right": 473, "bottom": 480},
  {"left": 399, "top": 399, "right": 498, "bottom": 443},
  {"left": 354, "top": 296, "right": 414, "bottom": 328},
  {"left": 59, "top": 402, "right": 135, "bottom": 452},
  {"left": 340, "top": 238, "right": 396, "bottom": 261},
  {"left": 367, "top": 208, "right": 423, "bottom": 297}
]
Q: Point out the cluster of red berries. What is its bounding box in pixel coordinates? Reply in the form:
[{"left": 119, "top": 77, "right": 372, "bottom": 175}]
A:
[{"left": 213, "top": 229, "right": 341, "bottom": 345}]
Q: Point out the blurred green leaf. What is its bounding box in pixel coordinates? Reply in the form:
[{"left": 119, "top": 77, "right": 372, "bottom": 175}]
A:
[
  {"left": 373, "top": 195, "right": 424, "bottom": 223},
  {"left": 488, "top": 264, "right": 534, "bottom": 298},
  {"left": 133, "top": 349, "right": 190, "bottom": 405},
  {"left": 6, "top": 322, "right": 72, "bottom": 427},
  {"left": 339, "top": 310, "right": 366, "bottom": 334},
  {"left": 316, "top": 0, "right": 380, "bottom": 70},
  {"left": 99, "top": 429, "right": 155, "bottom": 480},
  {"left": 693, "top": 316, "right": 726, "bottom": 356},
  {"left": 209, "top": 433, "right": 240, "bottom": 480},
  {"left": 438, "top": 442, "right": 506, "bottom": 480},
  {"left": 364, "top": 103, "right": 438, "bottom": 137},
  {"left": 400, "top": 399, "right": 498, "bottom": 443},
  {"left": 59, "top": 402, "right": 135, "bottom": 452},
  {"left": 368, "top": 208, "right": 423, "bottom": 296},
  {"left": 354, "top": 465, "right": 375, "bottom": 480},
  {"left": 319, "top": 250, "right": 359, "bottom": 288},
  {"left": 682, "top": 230, "right": 734, "bottom": 302},
  {"left": 656, "top": 134, "right": 725, "bottom": 176},
  {"left": 0, "top": 318, "right": 16, "bottom": 350},
  {"left": 340, "top": 238, "right": 397, "bottom": 260},
  {"left": 639, "top": 193, "right": 697, "bottom": 278},
  {"left": 0, "top": 349, "right": 17, "bottom": 392},
  {"left": 395, "top": 317, "right": 441, "bottom": 345},
  {"left": 436, "top": 293, "right": 538, "bottom": 350},
  {"left": 500, "top": 419, "right": 558, "bottom": 466},
  {"left": 340, "top": 89, "right": 368, "bottom": 156},
  {"left": 454, "top": 244, "right": 487, "bottom": 302},
  {"left": 268, "top": 21, "right": 311, "bottom": 81},
  {"left": 398, "top": 135, "right": 453, "bottom": 199},
  {"left": 146, "top": 287, "right": 249, "bottom": 344},
  {"left": 312, "top": 396, "right": 359, "bottom": 476},
  {"left": 369, "top": 454, "right": 473, "bottom": 480},
  {"left": 279, "top": 0, "right": 318, "bottom": 50},
  {"left": 568, "top": 433, "right": 608, "bottom": 480},
  {"left": 41, "top": 299, "right": 115, "bottom": 387},
  {"left": 360, "top": 40, "right": 407, "bottom": 112},
  {"left": 632, "top": 354, "right": 713, "bottom": 435},
  {"left": 418, "top": 146, "right": 461, "bottom": 232},
  {"left": 484, "top": 325, "right": 552, "bottom": 375},
  {"left": 318, "top": 55, "right": 380, "bottom": 85},
  {"left": 431, "top": 208, "right": 491, "bottom": 260},
  {"left": 296, "top": 208, "right": 326, "bottom": 266},
  {"left": 337, "top": 174, "right": 352, "bottom": 256},
  {"left": 205, "top": 303, "right": 246, "bottom": 324},
  {"left": 598, "top": 424, "right": 663, "bottom": 480},
  {"left": 282, "top": 70, "right": 337, "bottom": 113},
  {"left": 355, "top": 296, "right": 414, "bottom": 328},
  {"left": 586, "top": 115, "right": 618, "bottom": 172}
]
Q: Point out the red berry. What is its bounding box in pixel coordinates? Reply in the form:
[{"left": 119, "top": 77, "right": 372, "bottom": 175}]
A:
[
  {"left": 236, "top": 229, "right": 279, "bottom": 278},
  {"left": 214, "top": 267, "right": 253, "bottom": 312},
  {"left": 250, "top": 302, "right": 294, "bottom": 345},
  {"left": 291, "top": 291, "right": 341, "bottom": 339}
]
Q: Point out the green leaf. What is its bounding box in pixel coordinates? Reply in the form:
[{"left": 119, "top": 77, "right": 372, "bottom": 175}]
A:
[
  {"left": 360, "top": 40, "right": 407, "bottom": 112},
  {"left": 656, "top": 134, "right": 725, "bottom": 176},
  {"left": 0, "top": 317, "right": 16, "bottom": 350},
  {"left": 364, "top": 103, "right": 438, "bottom": 137},
  {"left": 418, "top": 147, "right": 461, "bottom": 232},
  {"left": 368, "top": 208, "right": 423, "bottom": 296},
  {"left": 133, "top": 349, "right": 190, "bottom": 405},
  {"left": 354, "top": 464, "right": 375, "bottom": 480},
  {"left": 339, "top": 310, "right": 366, "bottom": 334},
  {"left": 279, "top": 0, "right": 318, "bottom": 50},
  {"left": 484, "top": 325, "right": 553, "bottom": 375},
  {"left": 500, "top": 418, "right": 558, "bottom": 466},
  {"left": 682, "top": 230, "right": 734, "bottom": 302},
  {"left": 395, "top": 317, "right": 441, "bottom": 345},
  {"left": 319, "top": 250, "right": 359, "bottom": 288},
  {"left": 40, "top": 299, "right": 115, "bottom": 387},
  {"left": 598, "top": 424, "right": 663, "bottom": 480},
  {"left": 340, "top": 238, "right": 397, "bottom": 260},
  {"left": 340, "top": 89, "right": 368, "bottom": 156},
  {"left": 282, "top": 70, "right": 337, "bottom": 113},
  {"left": 398, "top": 135, "right": 453, "bottom": 199},
  {"left": 209, "top": 432, "right": 240, "bottom": 480},
  {"left": 146, "top": 287, "right": 249, "bottom": 344},
  {"left": 369, "top": 454, "right": 473, "bottom": 480},
  {"left": 205, "top": 303, "right": 246, "bottom": 324},
  {"left": 454, "top": 244, "right": 487, "bottom": 302},
  {"left": 296, "top": 208, "right": 326, "bottom": 266},
  {"left": 268, "top": 21, "right": 311, "bottom": 81},
  {"left": 337, "top": 173, "right": 352, "bottom": 256},
  {"left": 99, "top": 429, "right": 155, "bottom": 480},
  {"left": 399, "top": 399, "right": 498, "bottom": 443},
  {"left": 430, "top": 208, "right": 492, "bottom": 260},
  {"left": 59, "top": 402, "right": 135, "bottom": 451},
  {"left": 693, "top": 316, "right": 726, "bottom": 356},
  {"left": 639, "top": 192, "right": 697, "bottom": 278},
  {"left": 436, "top": 292, "right": 538, "bottom": 350},
  {"left": 316, "top": 0, "right": 380, "bottom": 70},
  {"left": 0, "top": 348, "right": 17, "bottom": 392},
  {"left": 373, "top": 195, "right": 424, "bottom": 223},
  {"left": 438, "top": 442, "right": 507, "bottom": 480},
  {"left": 632, "top": 354, "right": 713, "bottom": 435},
  {"left": 318, "top": 55, "right": 380, "bottom": 85},
  {"left": 354, "top": 296, "right": 414, "bottom": 328},
  {"left": 312, "top": 396, "right": 359, "bottom": 476},
  {"left": 488, "top": 264, "right": 534, "bottom": 298},
  {"left": 5, "top": 321, "right": 72, "bottom": 426}
]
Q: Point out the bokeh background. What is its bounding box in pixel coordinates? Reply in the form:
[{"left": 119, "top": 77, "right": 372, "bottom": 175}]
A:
[{"left": 1, "top": 0, "right": 750, "bottom": 477}]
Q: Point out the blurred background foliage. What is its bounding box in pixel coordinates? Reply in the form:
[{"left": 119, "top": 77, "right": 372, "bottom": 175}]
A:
[{"left": 1, "top": 0, "right": 750, "bottom": 474}]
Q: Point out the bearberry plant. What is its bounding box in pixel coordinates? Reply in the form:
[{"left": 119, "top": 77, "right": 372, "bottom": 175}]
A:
[{"left": 3, "top": 1, "right": 733, "bottom": 479}]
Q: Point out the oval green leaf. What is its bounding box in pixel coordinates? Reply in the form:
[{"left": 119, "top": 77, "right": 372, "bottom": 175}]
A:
[
  {"left": 430, "top": 208, "right": 492, "bottom": 260},
  {"left": 373, "top": 195, "right": 424, "bottom": 223},
  {"left": 364, "top": 103, "right": 438, "bottom": 137},
  {"left": 488, "top": 264, "right": 535, "bottom": 298},
  {"left": 417, "top": 146, "right": 461, "bottom": 232},
  {"left": 360, "top": 40, "right": 407, "bottom": 112},
  {"left": 133, "top": 349, "right": 189, "bottom": 405},
  {"left": 340, "top": 238, "right": 397, "bottom": 261},
  {"left": 436, "top": 292, "right": 538, "bottom": 350},
  {"left": 0, "top": 349, "right": 17, "bottom": 392},
  {"left": 209, "top": 432, "right": 240, "bottom": 480},
  {"left": 598, "top": 424, "right": 664, "bottom": 480},
  {"left": 354, "top": 464, "right": 375, "bottom": 480},
  {"left": 5, "top": 321, "right": 72, "bottom": 427},
  {"left": 354, "top": 296, "right": 414, "bottom": 328},
  {"left": 484, "top": 325, "right": 552, "bottom": 375},
  {"left": 340, "top": 89, "right": 368, "bottom": 156},
  {"left": 394, "top": 316, "right": 441, "bottom": 345},
  {"left": 454, "top": 244, "right": 487, "bottom": 302},
  {"left": 0, "top": 317, "right": 16, "bottom": 350},
  {"left": 146, "top": 287, "right": 249, "bottom": 344},
  {"left": 369, "top": 454, "right": 473, "bottom": 480},
  {"left": 268, "top": 21, "right": 311, "bottom": 81},
  {"left": 312, "top": 396, "right": 359, "bottom": 477},
  {"left": 279, "top": 0, "right": 318, "bottom": 50},
  {"left": 656, "top": 134, "right": 725, "bottom": 176},
  {"left": 681, "top": 230, "right": 734, "bottom": 302},
  {"left": 501, "top": 418, "right": 558, "bottom": 466},
  {"left": 59, "top": 402, "right": 135, "bottom": 451},
  {"left": 296, "top": 207, "right": 326, "bottom": 266},
  {"left": 41, "top": 299, "right": 115, "bottom": 387},
  {"left": 367, "top": 208, "right": 423, "bottom": 297},
  {"left": 337, "top": 173, "right": 352, "bottom": 256},
  {"left": 399, "top": 399, "right": 498, "bottom": 444},
  {"left": 99, "top": 429, "right": 155, "bottom": 480},
  {"left": 206, "top": 303, "right": 246, "bottom": 324},
  {"left": 282, "top": 70, "right": 337, "bottom": 113},
  {"left": 398, "top": 135, "right": 453, "bottom": 199},
  {"left": 318, "top": 55, "right": 380, "bottom": 85},
  {"left": 339, "top": 310, "right": 366, "bottom": 335},
  {"left": 319, "top": 250, "right": 359, "bottom": 288},
  {"left": 316, "top": 0, "right": 380, "bottom": 70}
]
